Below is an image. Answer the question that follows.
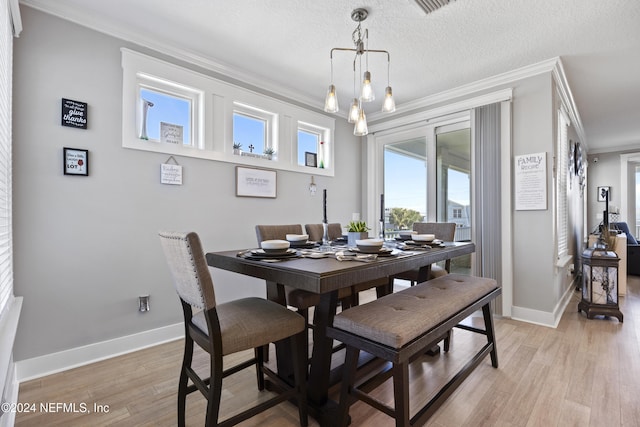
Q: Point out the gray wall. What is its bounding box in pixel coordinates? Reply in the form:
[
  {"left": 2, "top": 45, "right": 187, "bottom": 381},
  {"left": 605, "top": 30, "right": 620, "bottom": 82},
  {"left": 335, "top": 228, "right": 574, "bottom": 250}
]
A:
[{"left": 12, "top": 8, "right": 363, "bottom": 361}]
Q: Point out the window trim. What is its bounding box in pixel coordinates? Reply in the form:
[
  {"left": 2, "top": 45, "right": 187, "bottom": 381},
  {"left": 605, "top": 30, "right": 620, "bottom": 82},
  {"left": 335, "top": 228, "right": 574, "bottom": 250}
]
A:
[{"left": 121, "top": 48, "right": 335, "bottom": 176}]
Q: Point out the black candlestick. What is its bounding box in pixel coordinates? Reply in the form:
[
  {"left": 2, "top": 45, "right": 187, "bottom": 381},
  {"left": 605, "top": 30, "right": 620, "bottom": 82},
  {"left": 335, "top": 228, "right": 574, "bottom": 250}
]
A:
[{"left": 323, "top": 189, "right": 327, "bottom": 224}]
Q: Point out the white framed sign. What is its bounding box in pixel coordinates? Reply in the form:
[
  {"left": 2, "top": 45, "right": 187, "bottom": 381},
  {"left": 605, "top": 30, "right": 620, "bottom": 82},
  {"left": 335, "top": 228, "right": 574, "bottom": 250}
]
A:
[
  {"left": 515, "top": 152, "right": 547, "bottom": 210},
  {"left": 160, "top": 163, "right": 183, "bottom": 185},
  {"left": 236, "top": 166, "right": 276, "bottom": 198}
]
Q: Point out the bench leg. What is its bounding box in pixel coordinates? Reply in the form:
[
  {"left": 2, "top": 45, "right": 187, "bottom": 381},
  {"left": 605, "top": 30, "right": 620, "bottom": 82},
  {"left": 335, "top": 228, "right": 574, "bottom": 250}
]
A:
[
  {"left": 337, "top": 346, "right": 360, "bottom": 427},
  {"left": 482, "top": 303, "right": 499, "bottom": 368},
  {"left": 392, "top": 361, "right": 410, "bottom": 427}
]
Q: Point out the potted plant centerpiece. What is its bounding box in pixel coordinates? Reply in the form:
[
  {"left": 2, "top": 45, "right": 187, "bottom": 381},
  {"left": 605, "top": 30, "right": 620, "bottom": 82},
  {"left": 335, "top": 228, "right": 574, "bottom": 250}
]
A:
[
  {"left": 346, "top": 221, "right": 370, "bottom": 246},
  {"left": 232, "top": 142, "right": 242, "bottom": 155}
]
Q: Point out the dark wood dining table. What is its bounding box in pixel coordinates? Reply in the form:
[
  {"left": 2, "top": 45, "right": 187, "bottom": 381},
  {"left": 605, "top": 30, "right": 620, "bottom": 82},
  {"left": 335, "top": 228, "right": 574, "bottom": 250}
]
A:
[{"left": 206, "top": 241, "right": 475, "bottom": 426}]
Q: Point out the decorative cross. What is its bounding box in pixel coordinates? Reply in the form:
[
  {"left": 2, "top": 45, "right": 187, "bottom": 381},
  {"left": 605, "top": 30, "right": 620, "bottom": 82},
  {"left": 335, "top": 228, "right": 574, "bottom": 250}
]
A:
[{"left": 248, "top": 144, "right": 255, "bottom": 153}]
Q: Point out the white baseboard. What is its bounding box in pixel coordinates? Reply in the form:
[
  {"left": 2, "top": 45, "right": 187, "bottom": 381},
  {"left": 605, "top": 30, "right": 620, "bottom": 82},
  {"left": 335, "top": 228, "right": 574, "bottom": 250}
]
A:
[
  {"left": 510, "top": 283, "right": 576, "bottom": 328},
  {"left": 16, "top": 322, "right": 184, "bottom": 382}
]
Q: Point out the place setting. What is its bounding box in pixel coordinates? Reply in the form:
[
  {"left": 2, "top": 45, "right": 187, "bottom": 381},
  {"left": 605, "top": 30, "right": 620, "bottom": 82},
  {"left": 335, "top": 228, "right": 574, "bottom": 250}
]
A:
[
  {"left": 395, "top": 233, "right": 445, "bottom": 250},
  {"left": 238, "top": 240, "right": 300, "bottom": 262}
]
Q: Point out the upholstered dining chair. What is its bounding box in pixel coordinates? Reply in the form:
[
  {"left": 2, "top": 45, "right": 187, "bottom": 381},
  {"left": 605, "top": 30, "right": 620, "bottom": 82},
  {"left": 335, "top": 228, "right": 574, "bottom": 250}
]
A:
[
  {"left": 304, "top": 222, "right": 343, "bottom": 243},
  {"left": 158, "top": 231, "right": 307, "bottom": 427},
  {"left": 391, "top": 222, "right": 457, "bottom": 287}
]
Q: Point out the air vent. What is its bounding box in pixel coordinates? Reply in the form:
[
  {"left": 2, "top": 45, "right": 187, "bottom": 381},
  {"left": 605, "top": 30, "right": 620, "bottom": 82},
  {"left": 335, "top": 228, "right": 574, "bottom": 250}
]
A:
[{"left": 413, "top": 0, "right": 455, "bottom": 15}]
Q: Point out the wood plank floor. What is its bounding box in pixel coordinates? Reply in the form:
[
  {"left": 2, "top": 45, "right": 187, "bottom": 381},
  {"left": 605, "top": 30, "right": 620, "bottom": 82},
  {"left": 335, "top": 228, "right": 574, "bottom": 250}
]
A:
[{"left": 15, "top": 276, "right": 640, "bottom": 426}]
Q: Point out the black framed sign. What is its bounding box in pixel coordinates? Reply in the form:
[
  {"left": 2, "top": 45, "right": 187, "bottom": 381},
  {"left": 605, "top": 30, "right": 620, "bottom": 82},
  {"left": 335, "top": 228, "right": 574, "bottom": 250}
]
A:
[
  {"left": 63, "top": 147, "right": 89, "bottom": 176},
  {"left": 305, "top": 152, "right": 317, "bottom": 167},
  {"left": 61, "top": 98, "right": 88, "bottom": 129}
]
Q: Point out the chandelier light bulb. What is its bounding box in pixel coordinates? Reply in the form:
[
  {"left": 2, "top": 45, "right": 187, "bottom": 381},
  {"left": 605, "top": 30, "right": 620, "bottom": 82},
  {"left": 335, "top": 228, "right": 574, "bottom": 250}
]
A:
[
  {"left": 324, "top": 84, "right": 339, "bottom": 113},
  {"left": 360, "top": 71, "right": 375, "bottom": 102},
  {"left": 348, "top": 98, "right": 360, "bottom": 123},
  {"left": 382, "top": 86, "right": 396, "bottom": 113},
  {"left": 354, "top": 108, "right": 368, "bottom": 136}
]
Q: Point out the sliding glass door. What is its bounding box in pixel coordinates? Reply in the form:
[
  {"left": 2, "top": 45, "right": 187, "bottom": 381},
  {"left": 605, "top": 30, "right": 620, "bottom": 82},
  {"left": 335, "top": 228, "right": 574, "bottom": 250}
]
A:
[{"left": 380, "top": 119, "right": 471, "bottom": 250}]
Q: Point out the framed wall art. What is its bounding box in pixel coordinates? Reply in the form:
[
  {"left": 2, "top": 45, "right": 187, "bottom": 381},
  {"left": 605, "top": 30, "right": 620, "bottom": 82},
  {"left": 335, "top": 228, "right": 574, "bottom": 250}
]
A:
[
  {"left": 235, "top": 166, "right": 276, "bottom": 198},
  {"left": 597, "top": 186, "right": 610, "bottom": 202},
  {"left": 63, "top": 147, "right": 89, "bottom": 176}
]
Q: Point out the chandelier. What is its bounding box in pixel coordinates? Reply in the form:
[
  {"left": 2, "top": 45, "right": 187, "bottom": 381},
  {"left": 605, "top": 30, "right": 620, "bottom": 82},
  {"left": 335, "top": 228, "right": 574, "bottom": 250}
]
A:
[{"left": 323, "top": 8, "right": 395, "bottom": 136}]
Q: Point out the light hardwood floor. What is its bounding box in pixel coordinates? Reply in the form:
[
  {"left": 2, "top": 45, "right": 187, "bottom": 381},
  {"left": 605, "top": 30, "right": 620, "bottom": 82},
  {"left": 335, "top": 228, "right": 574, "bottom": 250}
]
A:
[{"left": 15, "top": 276, "right": 640, "bottom": 426}]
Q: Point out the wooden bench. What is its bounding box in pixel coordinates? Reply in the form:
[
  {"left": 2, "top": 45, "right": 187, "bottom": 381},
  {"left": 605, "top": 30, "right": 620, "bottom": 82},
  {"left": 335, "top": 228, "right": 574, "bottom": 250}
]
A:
[{"left": 326, "top": 274, "right": 501, "bottom": 427}]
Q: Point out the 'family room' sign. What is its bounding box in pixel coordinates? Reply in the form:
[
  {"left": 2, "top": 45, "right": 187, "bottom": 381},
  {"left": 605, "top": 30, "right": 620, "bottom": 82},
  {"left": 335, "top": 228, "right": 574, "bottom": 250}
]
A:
[{"left": 61, "top": 98, "right": 88, "bottom": 129}]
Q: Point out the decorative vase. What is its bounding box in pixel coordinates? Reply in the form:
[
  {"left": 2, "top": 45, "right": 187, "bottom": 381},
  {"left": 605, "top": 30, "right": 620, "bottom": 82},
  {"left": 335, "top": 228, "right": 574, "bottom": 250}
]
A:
[{"left": 347, "top": 231, "right": 368, "bottom": 246}]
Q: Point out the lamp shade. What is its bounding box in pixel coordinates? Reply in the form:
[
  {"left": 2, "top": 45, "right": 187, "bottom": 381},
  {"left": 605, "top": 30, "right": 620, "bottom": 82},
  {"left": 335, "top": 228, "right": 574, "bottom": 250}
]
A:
[
  {"left": 324, "top": 84, "right": 339, "bottom": 113},
  {"left": 360, "top": 71, "right": 374, "bottom": 102},
  {"left": 348, "top": 98, "right": 360, "bottom": 123},
  {"left": 382, "top": 86, "right": 396, "bottom": 113},
  {"left": 354, "top": 109, "right": 368, "bottom": 136}
]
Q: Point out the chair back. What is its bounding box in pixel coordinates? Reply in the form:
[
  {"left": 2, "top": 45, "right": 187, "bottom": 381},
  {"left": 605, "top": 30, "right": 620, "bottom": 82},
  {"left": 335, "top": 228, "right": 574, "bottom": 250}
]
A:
[
  {"left": 158, "top": 231, "right": 216, "bottom": 310},
  {"left": 413, "top": 222, "right": 456, "bottom": 241},
  {"left": 255, "top": 224, "right": 303, "bottom": 243},
  {"left": 305, "top": 223, "right": 342, "bottom": 242}
]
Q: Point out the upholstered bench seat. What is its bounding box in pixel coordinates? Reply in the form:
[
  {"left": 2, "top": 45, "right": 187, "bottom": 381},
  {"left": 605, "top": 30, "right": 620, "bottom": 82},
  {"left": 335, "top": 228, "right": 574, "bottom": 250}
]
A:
[
  {"left": 327, "top": 274, "right": 501, "bottom": 427},
  {"left": 333, "top": 274, "right": 498, "bottom": 349}
]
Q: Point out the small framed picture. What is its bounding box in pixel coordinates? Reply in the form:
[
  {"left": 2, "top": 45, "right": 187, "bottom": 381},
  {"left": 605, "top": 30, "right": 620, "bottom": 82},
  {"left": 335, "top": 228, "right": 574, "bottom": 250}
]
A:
[
  {"left": 597, "top": 186, "right": 610, "bottom": 202},
  {"left": 63, "top": 147, "right": 89, "bottom": 176},
  {"left": 305, "top": 152, "right": 317, "bottom": 167},
  {"left": 236, "top": 166, "right": 276, "bottom": 198}
]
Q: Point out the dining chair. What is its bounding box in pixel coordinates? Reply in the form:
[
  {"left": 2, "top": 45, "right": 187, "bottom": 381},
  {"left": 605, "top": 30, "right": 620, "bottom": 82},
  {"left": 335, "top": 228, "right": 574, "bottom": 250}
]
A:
[
  {"left": 304, "top": 222, "right": 343, "bottom": 242},
  {"left": 159, "top": 231, "right": 308, "bottom": 427},
  {"left": 255, "top": 224, "right": 357, "bottom": 363},
  {"left": 391, "top": 222, "right": 457, "bottom": 287}
]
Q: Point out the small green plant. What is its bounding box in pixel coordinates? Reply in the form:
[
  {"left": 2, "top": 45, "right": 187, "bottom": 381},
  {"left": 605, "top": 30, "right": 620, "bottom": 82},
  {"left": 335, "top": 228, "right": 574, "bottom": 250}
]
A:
[
  {"left": 263, "top": 147, "right": 276, "bottom": 155},
  {"left": 346, "top": 221, "right": 370, "bottom": 232},
  {"left": 232, "top": 142, "right": 242, "bottom": 149}
]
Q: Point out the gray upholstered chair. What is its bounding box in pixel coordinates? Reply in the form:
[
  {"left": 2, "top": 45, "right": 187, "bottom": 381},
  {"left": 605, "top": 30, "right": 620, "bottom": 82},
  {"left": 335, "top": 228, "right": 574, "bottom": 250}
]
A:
[
  {"left": 391, "top": 222, "right": 457, "bottom": 286},
  {"left": 304, "top": 222, "right": 343, "bottom": 242},
  {"left": 159, "top": 231, "right": 307, "bottom": 427}
]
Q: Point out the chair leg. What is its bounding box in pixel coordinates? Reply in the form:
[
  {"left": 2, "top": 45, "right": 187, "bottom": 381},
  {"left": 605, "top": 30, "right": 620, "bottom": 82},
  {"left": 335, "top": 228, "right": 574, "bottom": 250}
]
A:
[
  {"left": 290, "top": 332, "right": 308, "bottom": 427},
  {"left": 255, "top": 346, "right": 265, "bottom": 390},
  {"left": 205, "top": 352, "right": 223, "bottom": 427},
  {"left": 443, "top": 329, "right": 453, "bottom": 352},
  {"left": 297, "top": 308, "right": 310, "bottom": 365},
  {"left": 177, "top": 335, "right": 193, "bottom": 427}
]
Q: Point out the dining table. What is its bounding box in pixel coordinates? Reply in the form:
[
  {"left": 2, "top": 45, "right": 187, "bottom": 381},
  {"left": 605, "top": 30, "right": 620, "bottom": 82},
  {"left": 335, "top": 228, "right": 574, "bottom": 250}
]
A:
[{"left": 206, "top": 240, "right": 475, "bottom": 426}]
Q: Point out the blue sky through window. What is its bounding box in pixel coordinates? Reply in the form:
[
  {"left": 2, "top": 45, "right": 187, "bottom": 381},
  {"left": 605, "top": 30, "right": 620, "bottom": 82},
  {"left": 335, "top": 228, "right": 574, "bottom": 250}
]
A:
[
  {"left": 298, "top": 130, "right": 318, "bottom": 166},
  {"left": 233, "top": 113, "right": 266, "bottom": 153},
  {"left": 140, "top": 88, "right": 191, "bottom": 144}
]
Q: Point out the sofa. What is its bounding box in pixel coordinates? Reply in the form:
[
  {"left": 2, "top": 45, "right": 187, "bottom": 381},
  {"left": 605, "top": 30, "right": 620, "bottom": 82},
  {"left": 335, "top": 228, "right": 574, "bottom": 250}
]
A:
[{"left": 611, "top": 222, "right": 640, "bottom": 276}]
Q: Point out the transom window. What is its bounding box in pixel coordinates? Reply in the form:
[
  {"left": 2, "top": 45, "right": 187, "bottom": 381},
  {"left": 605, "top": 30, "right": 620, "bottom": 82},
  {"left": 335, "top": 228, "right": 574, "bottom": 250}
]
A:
[{"left": 122, "top": 48, "right": 335, "bottom": 176}]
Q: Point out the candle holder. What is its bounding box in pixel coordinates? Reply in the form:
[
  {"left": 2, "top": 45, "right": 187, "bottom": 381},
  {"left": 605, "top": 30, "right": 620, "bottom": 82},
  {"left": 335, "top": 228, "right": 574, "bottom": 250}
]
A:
[
  {"left": 321, "top": 222, "right": 330, "bottom": 249},
  {"left": 379, "top": 220, "right": 385, "bottom": 240}
]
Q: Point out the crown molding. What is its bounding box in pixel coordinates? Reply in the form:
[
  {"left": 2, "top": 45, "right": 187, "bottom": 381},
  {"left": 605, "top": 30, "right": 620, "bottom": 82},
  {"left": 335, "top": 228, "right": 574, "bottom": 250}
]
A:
[
  {"left": 551, "top": 57, "right": 588, "bottom": 151},
  {"left": 19, "top": 0, "right": 323, "bottom": 112},
  {"left": 368, "top": 57, "right": 559, "bottom": 122}
]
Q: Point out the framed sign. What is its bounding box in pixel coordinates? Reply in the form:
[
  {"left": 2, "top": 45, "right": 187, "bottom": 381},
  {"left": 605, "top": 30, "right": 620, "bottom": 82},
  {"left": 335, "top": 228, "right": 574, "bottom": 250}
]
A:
[
  {"left": 61, "top": 98, "right": 88, "bottom": 129},
  {"left": 597, "top": 186, "right": 610, "bottom": 202},
  {"left": 305, "top": 152, "right": 317, "bottom": 167},
  {"left": 515, "top": 152, "right": 547, "bottom": 210},
  {"left": 236, "top": 166, "right": 276, "bottom": 198},
  {"left": 63, "top": 147, "right": 89, "bottom": 176}
]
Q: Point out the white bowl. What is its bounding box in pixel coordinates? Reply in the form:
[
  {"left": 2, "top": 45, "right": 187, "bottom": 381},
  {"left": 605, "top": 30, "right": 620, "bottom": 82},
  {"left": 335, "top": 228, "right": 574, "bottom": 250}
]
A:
[
  {"left": 397, "top": 230, "right": 417, "bottom": 240},
  {"left": 260, "top": 239, "right": 290, "bottom": 254},
  {"left": 413, "top": 234, "right": 435, "bottom": 242},
  {"left": 355, "top": 238, "right": 384, "bottom": 253},
  {"left": 286, "top": 234, "right": 309, "bottom": 242}
]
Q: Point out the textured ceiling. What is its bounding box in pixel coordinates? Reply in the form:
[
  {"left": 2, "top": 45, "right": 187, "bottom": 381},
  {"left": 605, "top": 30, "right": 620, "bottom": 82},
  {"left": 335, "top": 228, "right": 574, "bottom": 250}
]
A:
[{"left": 20, "top": 0, "right": 640, "bottom": 153}]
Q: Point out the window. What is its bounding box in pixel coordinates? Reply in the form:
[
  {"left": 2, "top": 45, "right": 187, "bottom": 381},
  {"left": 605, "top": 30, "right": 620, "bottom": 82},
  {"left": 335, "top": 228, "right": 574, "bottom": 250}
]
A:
[
  {"left": 0, "top": 0, "right": 14, "bottom": 318},
  {"left": 453, "top": 208, "right": 462, "bottom": 219},
  {"left": 121, "top": 49, "right": 335, "bottom": 175},
  {"left": 139, "top": 88, "right": 192, "bottom": 145},
  {"left": 232, "top": 102, "right": 276, "bottom": 159},
  {"left": 297, "top": 122, "right": 330, "bottom": 168},
  {"left": 557, "top": 109, "right": 569, "bottom": 260}
]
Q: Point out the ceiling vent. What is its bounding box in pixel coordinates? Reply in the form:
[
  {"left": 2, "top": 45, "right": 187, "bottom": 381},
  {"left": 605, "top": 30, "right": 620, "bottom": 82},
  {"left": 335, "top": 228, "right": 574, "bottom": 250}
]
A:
[{"left": 413, "top": 0, "right": 455, "bottom": 15}]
